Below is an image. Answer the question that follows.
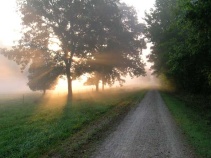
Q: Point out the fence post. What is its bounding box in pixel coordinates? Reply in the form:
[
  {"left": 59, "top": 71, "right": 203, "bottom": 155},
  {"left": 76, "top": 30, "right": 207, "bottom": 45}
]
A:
[{"left": 23, "top": 94, "right": 25, "bottom": 104}]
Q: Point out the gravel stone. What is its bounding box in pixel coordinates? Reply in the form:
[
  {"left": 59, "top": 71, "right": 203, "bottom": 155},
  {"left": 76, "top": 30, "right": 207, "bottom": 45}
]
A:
[{"left": 92, "top": 90, "right": 196, "bottom": 158}]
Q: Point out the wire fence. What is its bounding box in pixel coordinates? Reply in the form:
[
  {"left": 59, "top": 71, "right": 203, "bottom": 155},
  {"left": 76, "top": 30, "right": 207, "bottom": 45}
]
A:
[
  {"left": 0, "top": 93, "right": 42, "bottom": 105},
  {"left": 0, "top": 87, "right": 135, "bottom": 106}
]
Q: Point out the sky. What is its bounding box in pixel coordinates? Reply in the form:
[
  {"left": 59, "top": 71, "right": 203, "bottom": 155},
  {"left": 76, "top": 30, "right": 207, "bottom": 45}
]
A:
[{"left": 0, "top": 0, "right": 156, "bottom": 94}]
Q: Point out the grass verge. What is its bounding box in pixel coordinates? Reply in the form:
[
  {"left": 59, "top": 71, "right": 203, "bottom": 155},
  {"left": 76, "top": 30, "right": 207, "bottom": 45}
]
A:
[
  {"left": 161, "top": 92, "right": 211, "bottom": 158},
  {"left": 0, "top": 90, "right": 145, "bottom": 158}
]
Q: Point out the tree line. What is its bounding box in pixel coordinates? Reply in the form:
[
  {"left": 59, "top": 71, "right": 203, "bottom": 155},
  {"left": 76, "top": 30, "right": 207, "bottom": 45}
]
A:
[
  {"left": 145, "top": 0, "right": 211, "bottom": 94},
  {"left": 1, "top": 0, "right": 146, "bottom": 101}
]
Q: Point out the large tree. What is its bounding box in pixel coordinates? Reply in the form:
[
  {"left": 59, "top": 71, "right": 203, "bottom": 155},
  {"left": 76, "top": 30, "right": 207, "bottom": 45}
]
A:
[{"left": 1, "top": 0, "right": 146, "bottom": 101}]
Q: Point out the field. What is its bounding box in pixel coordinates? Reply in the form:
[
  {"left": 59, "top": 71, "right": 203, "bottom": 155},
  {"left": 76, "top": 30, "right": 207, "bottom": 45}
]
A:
[
  {"left": 0, "top": 89, "right": 145, "bottom": 158},
  {"left": 161, "top": 92, "right": 211, "bottom": 158}
]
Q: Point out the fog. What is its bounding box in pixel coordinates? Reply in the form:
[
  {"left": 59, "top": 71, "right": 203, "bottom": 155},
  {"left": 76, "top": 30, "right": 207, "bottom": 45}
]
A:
[
  {"left": 0, "top": 45, "right": 160, "bottom": 94},
  {"left": 0, "top": 55, "right": 30, "bottom": 93},
  {"left": 0, "top": 0, "right": 159, "bottom": 94}
]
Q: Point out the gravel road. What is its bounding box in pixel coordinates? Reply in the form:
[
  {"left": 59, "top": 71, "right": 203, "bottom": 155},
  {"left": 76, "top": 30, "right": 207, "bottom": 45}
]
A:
[{"left": 92, "top": 90, "right": 196, "bottom": 158}]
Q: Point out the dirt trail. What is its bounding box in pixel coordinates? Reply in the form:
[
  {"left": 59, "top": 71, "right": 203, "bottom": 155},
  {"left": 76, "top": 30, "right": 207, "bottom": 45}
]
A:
[{"left": 92, "top": 90, "right": 195, "bottom": 158}]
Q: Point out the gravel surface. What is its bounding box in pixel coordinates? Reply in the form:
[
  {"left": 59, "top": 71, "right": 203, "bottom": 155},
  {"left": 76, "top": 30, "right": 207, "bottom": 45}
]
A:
[{"left": 92, "top": 90, "right": 196, "bottom": 158}]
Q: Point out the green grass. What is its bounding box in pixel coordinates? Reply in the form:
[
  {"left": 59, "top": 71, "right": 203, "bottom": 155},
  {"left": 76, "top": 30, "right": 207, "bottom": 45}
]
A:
[
  {"left": 0, "top": 90, "right": 145, "bottom": 158},
  {"left": 161, "top": 92, "right": 211, "bottom": 158}
]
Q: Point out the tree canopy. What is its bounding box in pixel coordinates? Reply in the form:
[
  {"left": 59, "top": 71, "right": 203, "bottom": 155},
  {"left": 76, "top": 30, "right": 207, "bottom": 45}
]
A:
[
  {"left": 1, "top": 0, "right": 146, "bottom": 101},
  {"left": 27, "top": 53, "right": 62, "bottom": 94},
  {"left": 145, "top": 0, "right": 211, "bottom": 94},
  {"left": 79, "top": 3, "right": 146, "bottom": 90}
]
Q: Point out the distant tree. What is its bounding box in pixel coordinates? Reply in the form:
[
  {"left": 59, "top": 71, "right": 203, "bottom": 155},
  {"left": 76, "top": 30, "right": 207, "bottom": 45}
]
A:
[
  {"left": 84, "top": 72, "right": 101, "bottom": 92},
  {"left": 83, "top": 71, "right": 125, "bottom": 92},
  {"left": 81, "top": 3, "right": 146, "bottom": 90},
  {"left": 27, "top": 56, "right": 62, "bottom": 95}
]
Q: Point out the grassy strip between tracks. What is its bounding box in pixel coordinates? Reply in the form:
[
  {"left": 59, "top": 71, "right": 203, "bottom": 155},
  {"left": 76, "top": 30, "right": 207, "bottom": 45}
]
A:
[
  {"left": 161, "top": 92, "right": 211, "bottom": 158},
  {"left": 0, "top": 90, "right": 146, "bottom": 158}
]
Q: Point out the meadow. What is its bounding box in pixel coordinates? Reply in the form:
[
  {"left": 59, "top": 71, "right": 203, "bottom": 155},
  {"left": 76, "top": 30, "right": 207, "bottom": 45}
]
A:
[
  {"left": 0, "top": 89, "right": 145, "bottom": 158},
  {"left": 161, "top": 92, "right": 211, "bottom": 158}
]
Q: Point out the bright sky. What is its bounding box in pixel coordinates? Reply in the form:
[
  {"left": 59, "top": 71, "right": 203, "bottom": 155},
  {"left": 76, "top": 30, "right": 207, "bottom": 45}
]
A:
[
  {"left": 0, "top": 0, "right": 155, "bottom": 47},
  {"left": 121, "top": 0, "right": 155, "bottom": 21},
  {"left": 0, "top": 0, "right": 21, "bottom": 47},
  {"left": 0, "top": 0, "right": 156, "bottom": 93}
]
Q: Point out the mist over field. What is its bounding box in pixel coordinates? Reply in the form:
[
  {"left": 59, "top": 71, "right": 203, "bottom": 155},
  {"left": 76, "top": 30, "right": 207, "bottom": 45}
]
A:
[
  {"left": 0, "top": 0, "right": 159, "bottom": 95},
  {"left": 0, "top": 1, "right": 210, "bottom": 158},
  {"left": 0, "top": 41, "right": 160, "bottom": 94},
  {"left": 0, "top": 48, "right": 160, "bottom": 94},
  {"left": 0, "top": 55, "right": 30, "bottom": 93}
]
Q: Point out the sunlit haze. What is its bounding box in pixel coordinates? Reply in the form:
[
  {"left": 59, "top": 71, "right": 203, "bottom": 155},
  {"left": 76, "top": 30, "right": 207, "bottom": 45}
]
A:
[
  {"left": 121, "top": 0, "right": 155, "bottom": 22},
  {"left": 0, "top": 0, "right": 157, "bottom": 94},
  {"left": 0, "top": 0, "right": 21, "bottom": 47}
]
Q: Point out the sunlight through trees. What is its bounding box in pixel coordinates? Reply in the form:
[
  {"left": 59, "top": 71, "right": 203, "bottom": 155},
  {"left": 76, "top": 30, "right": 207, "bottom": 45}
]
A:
[{"left": 1, "top": 0, "right": 146, "bottom": 101}]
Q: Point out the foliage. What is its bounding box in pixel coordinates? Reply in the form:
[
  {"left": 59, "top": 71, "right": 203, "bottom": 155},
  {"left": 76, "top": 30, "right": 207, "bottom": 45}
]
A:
[
  {"left": 0, "top": 0, "right": 146, "bottom": 101},
  {"left": 1, "top": 16, "right": 63, "bottom": 93},
  {"left": 77, "top": 2, "right": 146, "bottom": 91},
  {"left": 145, "top": 0, "right": 211, "bottom": 94},
  {"left": 83, "top": 72, "right": 102, "bottom": 91},
  {"left": 27, "top": 59, "right": 61, "bottom": 94}
]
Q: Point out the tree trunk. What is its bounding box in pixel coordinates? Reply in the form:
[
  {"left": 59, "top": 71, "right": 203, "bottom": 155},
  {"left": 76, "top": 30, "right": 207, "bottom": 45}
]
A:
[
  {"left": 65, "top": 59, "right": 72, "bottom": 102},
  {"left": 43, "top": 89, "right": 46, "bottom": 96},
  {"left": 67, "top": 74, "right": 72, "bottom": 101},
  {"left": 96, "top": 82, "right": 99, "bottom": 92},
  {"left": 102, "top": 79, "right": 105, "bottom": 91}
]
